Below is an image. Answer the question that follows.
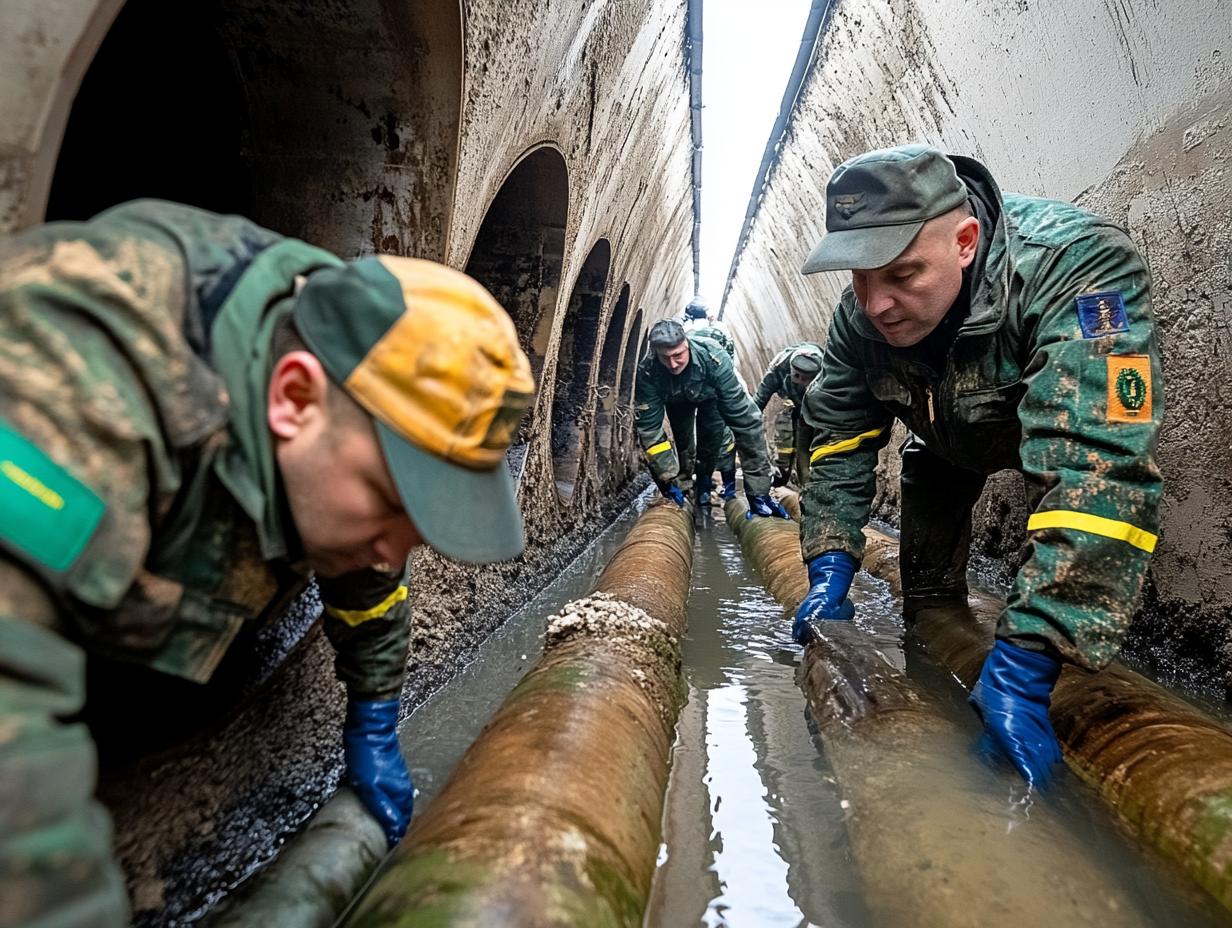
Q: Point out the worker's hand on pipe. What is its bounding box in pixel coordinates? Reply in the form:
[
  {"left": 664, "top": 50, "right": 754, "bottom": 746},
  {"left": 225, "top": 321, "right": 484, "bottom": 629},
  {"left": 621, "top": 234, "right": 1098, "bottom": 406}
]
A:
[
  {"left": 745, "top": 492, "right": 790, "bottom": 519},
  {"left": 343, "top": 697, "right": 415, "bottom": 847},
  {"left": 662, "top": 484, "right": 686, "bottom": 507},
  {"left": 969, "top": 640, "right": 1063, "bottom": 790},
  {"left": 792, "top": 551, "right": 857, "bottom": 643}
]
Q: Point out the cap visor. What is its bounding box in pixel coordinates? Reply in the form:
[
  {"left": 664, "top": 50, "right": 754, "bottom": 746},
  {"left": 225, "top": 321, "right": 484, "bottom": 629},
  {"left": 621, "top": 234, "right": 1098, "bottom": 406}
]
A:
[
  {"left": 377, "top": 422, "right": 525, "bottom": 564},
  {"left": 801, "top": 221, "right": 924, "bottom": 275}
]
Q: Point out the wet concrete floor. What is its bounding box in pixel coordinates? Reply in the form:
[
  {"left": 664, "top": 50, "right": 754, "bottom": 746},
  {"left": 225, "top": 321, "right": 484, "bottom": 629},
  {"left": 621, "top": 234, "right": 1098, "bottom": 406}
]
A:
[{"left": 372, "top": 493, "right": 1227, "bottom": 925}]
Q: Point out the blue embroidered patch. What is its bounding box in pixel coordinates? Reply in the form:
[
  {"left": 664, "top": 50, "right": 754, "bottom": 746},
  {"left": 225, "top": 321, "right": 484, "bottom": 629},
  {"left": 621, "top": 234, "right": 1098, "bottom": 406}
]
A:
[{"left": 1075, "top": 291, "right": 1129, "bottom": 339}]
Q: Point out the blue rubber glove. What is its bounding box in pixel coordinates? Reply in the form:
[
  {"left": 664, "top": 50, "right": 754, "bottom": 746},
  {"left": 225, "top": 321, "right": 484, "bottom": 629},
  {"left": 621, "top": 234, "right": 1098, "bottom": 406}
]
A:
[
  {"left": 969, "top": 640, "right": 1063, "bottom": 790},
  {"left": 344, "top": 698, "right": 415, "bottom": 847},
  {"left": 663, "top": 484, "right": 686, "bottom": 507},
  {"left": 792, "top": 551, "right": 858, "bottom": 644},
  {"left": 745, "top": 492, "right": 790, "bottom": 519}
]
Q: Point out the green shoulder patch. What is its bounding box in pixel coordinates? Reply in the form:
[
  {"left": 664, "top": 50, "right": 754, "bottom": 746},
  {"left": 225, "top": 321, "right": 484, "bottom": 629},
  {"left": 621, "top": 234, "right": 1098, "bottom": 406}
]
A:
[{"left": 0, "top": 423, "right": 104, "bottom": 572}]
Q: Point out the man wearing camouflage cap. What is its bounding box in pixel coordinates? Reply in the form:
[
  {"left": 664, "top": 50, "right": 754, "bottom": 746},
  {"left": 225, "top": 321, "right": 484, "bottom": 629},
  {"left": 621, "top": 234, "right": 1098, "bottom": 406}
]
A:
[
  {"left": 0, "top": 200, "right": 535, "bottom": 926},
  {"left": 792, "top": 145, "right": 1162, "bottom": 790},
  {"left": 750, "top": 342, "right": 825, "bottom": 487}
]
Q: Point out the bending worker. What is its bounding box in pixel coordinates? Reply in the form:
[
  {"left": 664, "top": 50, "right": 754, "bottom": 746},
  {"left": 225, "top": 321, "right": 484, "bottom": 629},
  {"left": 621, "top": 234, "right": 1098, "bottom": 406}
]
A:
[
  {"left": 792, "top": 145, "right": 1162, "bottom": 789},
  {"left": 0, "top": 200, "right": 535, "bottom": 927},
  {"left": 635, "top": 319, "right": 786, "bottom": 517},
  {"left": 750, "top": 342, "right": 824, "bottom": 487}
]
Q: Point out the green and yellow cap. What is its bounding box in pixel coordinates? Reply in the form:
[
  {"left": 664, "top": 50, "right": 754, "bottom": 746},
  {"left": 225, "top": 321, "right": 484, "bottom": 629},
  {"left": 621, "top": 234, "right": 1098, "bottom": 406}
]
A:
[{"left": 294, "top": 256, "right": 535, "bottom": 563}]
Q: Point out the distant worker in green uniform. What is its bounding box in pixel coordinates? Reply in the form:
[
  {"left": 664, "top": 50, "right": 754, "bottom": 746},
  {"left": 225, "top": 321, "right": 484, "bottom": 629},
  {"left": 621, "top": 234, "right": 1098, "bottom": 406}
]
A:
[
  {"left": 0, "top": 201, "right": 535, "bottom": 927},
  {"left": 792, "top": 145, "right": 1162, "bottom": 790},
  {"left": 681, "top": 299, "right": 740, "bottom": 502},
  {"left": 750, "top": 342, "right": 824, "bottom": 487},
  {"left": 634, "top": 319, "right": 785, "bottom": 517}
]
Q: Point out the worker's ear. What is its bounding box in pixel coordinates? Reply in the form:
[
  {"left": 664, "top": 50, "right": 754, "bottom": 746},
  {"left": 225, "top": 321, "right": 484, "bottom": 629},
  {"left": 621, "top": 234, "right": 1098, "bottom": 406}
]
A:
[
  {"left": 268, "top": 351, "right": 331, "bottom": 439},
  {"left": 956, "top": 216, "right": 980, "bottom": 268}
]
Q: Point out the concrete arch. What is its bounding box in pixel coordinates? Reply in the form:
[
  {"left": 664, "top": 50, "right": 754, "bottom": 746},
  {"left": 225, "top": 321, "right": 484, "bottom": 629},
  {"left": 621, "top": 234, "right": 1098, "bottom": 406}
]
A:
[
  {"left": 550, "top": 237, "right": 612, "bottom": 502},
  {"left": 614, "top": 306, "right": 646, "bottom": 477},
  {"left": 595, "top": 283, "right": 632, "bottom": 481},
  {"left": 37, "top": 0, "right": 463, "bottom": 263}
]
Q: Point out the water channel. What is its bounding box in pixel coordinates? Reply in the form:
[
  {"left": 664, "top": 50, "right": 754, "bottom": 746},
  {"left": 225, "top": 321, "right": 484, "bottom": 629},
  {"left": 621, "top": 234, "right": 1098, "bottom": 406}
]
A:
[{"left": 390, "top": 494, "right": 1229, "bottom": 926}]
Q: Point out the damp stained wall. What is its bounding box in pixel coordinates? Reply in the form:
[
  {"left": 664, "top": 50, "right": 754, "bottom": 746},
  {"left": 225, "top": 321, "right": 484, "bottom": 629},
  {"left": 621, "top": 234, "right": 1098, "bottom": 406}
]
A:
[{"left": 724, "top": 0, "right": 1232, "bottom": 679}]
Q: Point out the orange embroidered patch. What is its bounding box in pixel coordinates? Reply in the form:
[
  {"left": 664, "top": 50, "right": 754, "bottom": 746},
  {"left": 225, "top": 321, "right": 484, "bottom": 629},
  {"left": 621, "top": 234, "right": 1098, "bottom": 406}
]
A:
[{"left": 1107, "top": 355, "right": 1152, "bottom": 423}]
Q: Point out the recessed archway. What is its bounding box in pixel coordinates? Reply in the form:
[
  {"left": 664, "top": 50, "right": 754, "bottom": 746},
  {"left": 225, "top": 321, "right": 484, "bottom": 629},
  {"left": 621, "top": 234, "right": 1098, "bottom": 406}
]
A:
[
  {"left": 44, "top": 0, "right": 463, "bottom": 262},
  {"left": 614, "top": 307, "right": 646, "bottom": 477},
  {"left": 595, "top": 283, "right": 631, "bottom": 480},
  {"left": 551, "top": 239, "right": 611, "bottom": 502}
]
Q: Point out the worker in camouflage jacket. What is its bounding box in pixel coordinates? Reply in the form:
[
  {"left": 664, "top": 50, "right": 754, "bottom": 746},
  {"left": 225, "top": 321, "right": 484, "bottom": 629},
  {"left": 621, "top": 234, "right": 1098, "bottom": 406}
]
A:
[
  {"left": 634, "top": 319, "right": 785, "bottom": 517},
  {"left": 680, "top": 300, "right": 740, "bottom": 499},
  {"left": 0, "top": 201, "right": 534, "bottom": 927},
  {"left": 792, "top": 145, "right": 1162, "bottom": 791},
  {"left": 750, "top": 341, "right": 824, "bottom": 486}
]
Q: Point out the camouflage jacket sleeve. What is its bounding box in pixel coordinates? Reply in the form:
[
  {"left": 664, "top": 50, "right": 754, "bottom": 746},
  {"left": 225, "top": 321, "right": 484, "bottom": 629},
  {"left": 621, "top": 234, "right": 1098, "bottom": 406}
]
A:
[
  {"left": 318, "top": 566, "right": 412, "bottom": 701},
  {"left": 633, "top": 361, "right": 679, "bottom": 487},
  {"left": 752, "top": 347, "right": 792, "bottom": 411},
  {"left": 1001, "top": 226, "right": 1162, "bottom": 670},
  {"left": 0, "top": 557, "right": 130, "bottom": 927},
  {"left": 706, "top": 344, "right": 774, "bottom": 496},
  {"left": 798, "top": 297, "right": 894, "bottom": 562}
]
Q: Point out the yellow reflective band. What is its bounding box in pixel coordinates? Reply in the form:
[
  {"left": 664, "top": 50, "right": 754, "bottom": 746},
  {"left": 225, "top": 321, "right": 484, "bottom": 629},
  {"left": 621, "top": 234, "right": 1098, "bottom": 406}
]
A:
[
  {"left": 647, "top": 440, "right": 672, "bottom": 456},
  {"left": 777, "top": 446, "right": 796, "bottom": 454},
  {"left": 810, "top": 427, "right": 886, "bottom": 463},
  {"left": 325, "top": 584, "right": 409, "bottom": 627},
  {"left": 724, "top": 441, "right": 735, "bottom": 452},
  {"left": 1026, "top": 510, "right": 1157, "bottom": 554}
]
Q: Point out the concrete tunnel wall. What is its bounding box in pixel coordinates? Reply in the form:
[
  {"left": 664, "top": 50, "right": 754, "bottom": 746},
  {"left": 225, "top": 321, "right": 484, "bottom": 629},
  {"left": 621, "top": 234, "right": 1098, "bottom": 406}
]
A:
[
  {"left": 724, "top": 0, "right": 1232, "bottom": 690},
  {"left": 0, "top": 0, "right": 693, "bottom": 921}
]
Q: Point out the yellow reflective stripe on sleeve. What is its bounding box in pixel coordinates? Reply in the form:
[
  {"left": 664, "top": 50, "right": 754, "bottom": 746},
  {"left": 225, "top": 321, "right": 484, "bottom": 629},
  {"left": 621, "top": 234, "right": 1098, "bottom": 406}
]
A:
[
  {"left": 810, "top": 427, "right": 886, "bottom": 463},
  {"left": 324, "top": 584, "right": 409, "bottom": 627},
  {"left": 647, "top": 440, "right": 672, "bottom": 456},
  {"left": 777, "top": 446, "right": 795, "bottom": 454},
  {"left": 1026, "top": 510, "right": 1157, "bottom": 554},
  {"left": 724, "top": 441, "right": 735, "bottom": 452}
]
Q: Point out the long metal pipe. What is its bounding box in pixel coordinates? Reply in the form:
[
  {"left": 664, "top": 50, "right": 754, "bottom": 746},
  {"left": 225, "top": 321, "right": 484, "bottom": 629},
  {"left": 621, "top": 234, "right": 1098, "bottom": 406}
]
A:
[
  {"left": 725, "top": 497, "right": 1149, "bottom": 927},
  {"left": 339, "top": 500, "right": 695, "bottom": 927},
  {"left": 848, "top": 523, "right": 1232, "bottom": 915}
]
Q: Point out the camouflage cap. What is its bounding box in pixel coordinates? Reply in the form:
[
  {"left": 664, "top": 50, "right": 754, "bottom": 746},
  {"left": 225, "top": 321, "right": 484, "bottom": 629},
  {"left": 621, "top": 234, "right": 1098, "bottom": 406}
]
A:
[
  {"left": 294, "top": 257, "right": 535, "bottom": 564},
  {"left": 789, "top": 346, "right": 823, "bottom": 375},
  {"left": 801, "top": 144, "right": 968, "bottom": 274}
]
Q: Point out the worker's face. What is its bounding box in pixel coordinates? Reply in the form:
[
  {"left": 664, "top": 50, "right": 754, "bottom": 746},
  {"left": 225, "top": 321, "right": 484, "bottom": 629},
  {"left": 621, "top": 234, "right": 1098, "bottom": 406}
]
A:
[
  {"left": 851, "top": 211, "right": 980, "bottom": 347},
  {"left": 269, "top": 352, "right": 423, "bottom": 577},
  {"left": 655, "top": 339, "right": 691, "bottom": 376},
  {"left": 790, "top": 369, "right": 817, "bottom": 390}
]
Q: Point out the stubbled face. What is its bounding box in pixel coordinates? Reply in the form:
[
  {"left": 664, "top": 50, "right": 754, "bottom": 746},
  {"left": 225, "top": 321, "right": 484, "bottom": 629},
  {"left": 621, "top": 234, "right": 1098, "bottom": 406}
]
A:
[
  {"left": 851, "top": 212, "right": 980, "bottom": 348},
  {"left": 655, "top": 340, "right": 691, "bottom": 376},
  {"left": 270, "top": 352, "right": 422, "bottom": 578}
]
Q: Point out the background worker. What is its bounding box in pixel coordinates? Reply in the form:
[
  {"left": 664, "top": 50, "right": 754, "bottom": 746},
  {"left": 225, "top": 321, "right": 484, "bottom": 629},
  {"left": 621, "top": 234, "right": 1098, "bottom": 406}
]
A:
[
  {"left": 791, "top": 145, "right": 1162, "bottom": 789},
  {"left": 750, "top": 342, "right": 825, "bottom": 486},
  {"left": 0, "top": 200, "right": 535, "bottom": 927},
  {"left": 634, "top": 319, "right": 785, "bottom": 517}
]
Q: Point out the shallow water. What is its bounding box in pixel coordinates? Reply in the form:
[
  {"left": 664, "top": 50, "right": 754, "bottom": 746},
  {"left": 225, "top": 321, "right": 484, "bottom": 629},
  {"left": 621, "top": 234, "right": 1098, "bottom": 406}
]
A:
[{"left": 644, "top": 507, "right": 1229, "bottom": 927}]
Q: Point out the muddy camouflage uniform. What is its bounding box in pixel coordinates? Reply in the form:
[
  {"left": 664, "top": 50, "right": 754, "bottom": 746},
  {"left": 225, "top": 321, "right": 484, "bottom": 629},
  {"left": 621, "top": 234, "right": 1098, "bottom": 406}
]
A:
[
  {"left": 752, "top": 342, "right": 824, "bottom": 485},
  {"left": 799, "top": 158, "right": 1162, "bottom": 670},
  {"left": 634, "top": 334, "right": 771, "bottom": 495},
  {"left": 0, "top": 202, "right": 412, "bottom": 926}
]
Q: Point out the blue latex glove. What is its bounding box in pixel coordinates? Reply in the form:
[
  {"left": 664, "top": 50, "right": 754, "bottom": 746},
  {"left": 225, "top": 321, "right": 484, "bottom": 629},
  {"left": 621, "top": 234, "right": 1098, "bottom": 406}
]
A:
[
  {"left": 745, "top": 492, "right": 790, "bottom": 519},
  {"left": 663, "top": 484, "right": 686, "bottom": 507},
  {"left": 792, "top": 551, "right": 857, "bottom": 644},
  {"left": 344, "top": 698, "right": 415, "bottom": 847},
  {"left": 697, "top": 489, "right": 712, "bottom": 506},
  {"left": 969, "top": 640, "right": 1063, "bottom": 789}
]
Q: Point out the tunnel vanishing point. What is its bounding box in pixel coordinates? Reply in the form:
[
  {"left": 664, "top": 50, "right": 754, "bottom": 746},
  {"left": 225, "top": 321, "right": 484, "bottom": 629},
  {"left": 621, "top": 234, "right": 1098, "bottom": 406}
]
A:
[{"left": 2, "top": 0, "right": 1230, "bottom": 924}]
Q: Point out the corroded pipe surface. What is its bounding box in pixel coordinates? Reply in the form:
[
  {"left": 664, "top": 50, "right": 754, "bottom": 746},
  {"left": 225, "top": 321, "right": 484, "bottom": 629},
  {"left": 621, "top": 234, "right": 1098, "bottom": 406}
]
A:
[
  {"left": 726, "top": 498, "right": 1147, "bottom": 927},
  {"left": 207, "top": 788, "right": 386, "bottom": 928},
  {"left": 342, "top": 501, "right": 694, "bottom": 927},
  {"left": 860, "top": 526, "right": 1232, "bottom": 914}
]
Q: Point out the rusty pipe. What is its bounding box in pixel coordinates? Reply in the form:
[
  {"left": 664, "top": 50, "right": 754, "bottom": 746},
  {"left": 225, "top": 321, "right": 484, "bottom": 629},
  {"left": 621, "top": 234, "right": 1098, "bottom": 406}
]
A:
[
  {"left": 853, "top": 524, "right": 1232, "bottom": 914},
  {"left": 725, "top": 497, "right": 1149, "bottom": 927},
  {"left": 341, "top": 500, "right": 694, "bottom": 927}
]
